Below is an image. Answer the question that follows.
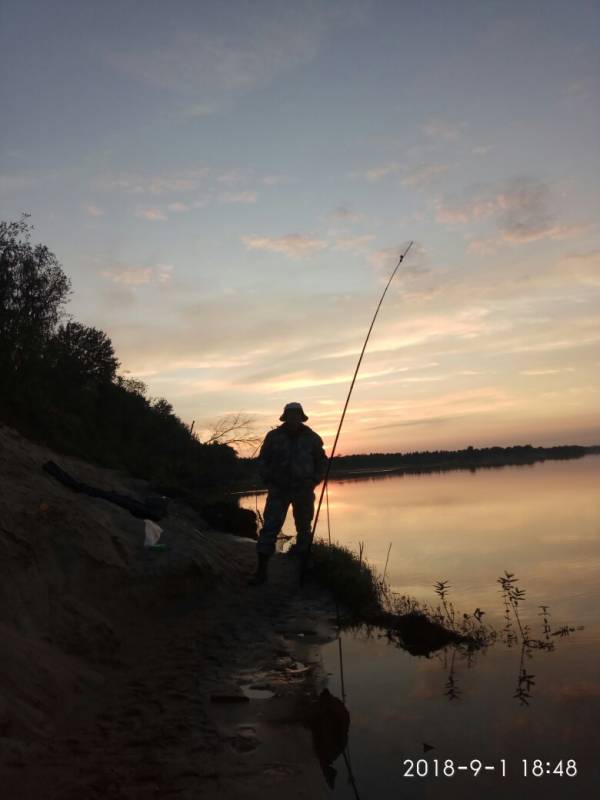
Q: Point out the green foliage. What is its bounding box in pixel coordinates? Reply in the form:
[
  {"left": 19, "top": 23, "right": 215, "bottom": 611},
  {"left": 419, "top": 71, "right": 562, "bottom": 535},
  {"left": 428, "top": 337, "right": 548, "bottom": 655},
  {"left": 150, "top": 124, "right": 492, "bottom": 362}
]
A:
[
  {"left": 48, "top": 321, "right": 120, "bottom": 384},
  {"left": 0, "top": 217, "right": 240, "bottom": 492},
  {"left": 0, "top": 215, "right": 71, "bottom": 388}
]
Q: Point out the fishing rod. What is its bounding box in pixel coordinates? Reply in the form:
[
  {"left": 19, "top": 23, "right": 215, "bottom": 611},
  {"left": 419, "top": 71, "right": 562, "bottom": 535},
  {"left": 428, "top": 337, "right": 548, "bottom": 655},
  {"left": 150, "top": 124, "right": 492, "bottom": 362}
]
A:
[{"left": 300, "top": 240, "right": 414, "bottom": 584}]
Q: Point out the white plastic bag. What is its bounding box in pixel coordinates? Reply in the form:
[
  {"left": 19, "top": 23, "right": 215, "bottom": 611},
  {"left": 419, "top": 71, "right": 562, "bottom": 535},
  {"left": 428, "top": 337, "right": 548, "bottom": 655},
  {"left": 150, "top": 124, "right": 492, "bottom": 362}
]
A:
[{"left": 144, "top": 519, "right": 163, "bottom": 547}]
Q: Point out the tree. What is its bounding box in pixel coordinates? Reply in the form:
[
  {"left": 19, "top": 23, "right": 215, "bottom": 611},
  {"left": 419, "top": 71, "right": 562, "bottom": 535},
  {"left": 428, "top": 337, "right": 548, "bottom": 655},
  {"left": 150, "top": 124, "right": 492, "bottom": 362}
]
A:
[
  {"left": 151, "top": 397, "right": 174, "bottom": 416},
  {"left": 0, "top": 216, "right": 71, "bottom": 378},
  {"left": 48, "top": 321, "right": 120, "bottom": 384},
  {"left": 202, "top": 411, "right": 262, "bottom": 455},
  {"left": 116, "top": 374, "right": 147, "bottom": 397}
]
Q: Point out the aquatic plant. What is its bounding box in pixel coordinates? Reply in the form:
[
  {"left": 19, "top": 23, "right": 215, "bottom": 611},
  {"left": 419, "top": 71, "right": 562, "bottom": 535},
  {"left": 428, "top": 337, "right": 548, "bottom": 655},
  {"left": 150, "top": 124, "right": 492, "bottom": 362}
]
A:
[
  {"left": 311, "top": 540, "right": 492, "bottom": 655},
  {"left": 514, "top": 642, "right": 536, "bottom": 705},
  {"left": 497, "top": 571, "right": 528, "bottom": 642},
  {"left": 444, "top": 649, "right": 461, "bottom": 701},
  {"left": 311, "top": 541, "right": 580, "bottom": 696},
  {"left": 434, "top": 580, "right": 455, "bottom": 630}
]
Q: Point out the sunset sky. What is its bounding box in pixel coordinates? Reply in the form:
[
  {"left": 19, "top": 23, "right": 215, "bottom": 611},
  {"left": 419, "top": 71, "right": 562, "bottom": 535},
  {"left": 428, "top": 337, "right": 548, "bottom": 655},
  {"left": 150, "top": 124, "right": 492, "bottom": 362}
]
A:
[{"left": 1, "top": 0, "right": 599, "bottom": 454}]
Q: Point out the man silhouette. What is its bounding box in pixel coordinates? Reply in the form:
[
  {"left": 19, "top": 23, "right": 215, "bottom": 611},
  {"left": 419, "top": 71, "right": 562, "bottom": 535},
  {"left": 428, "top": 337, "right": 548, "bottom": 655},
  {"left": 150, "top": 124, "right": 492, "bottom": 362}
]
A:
[{"left": 248, "top": 402, "right": 327, "bottom": 585}]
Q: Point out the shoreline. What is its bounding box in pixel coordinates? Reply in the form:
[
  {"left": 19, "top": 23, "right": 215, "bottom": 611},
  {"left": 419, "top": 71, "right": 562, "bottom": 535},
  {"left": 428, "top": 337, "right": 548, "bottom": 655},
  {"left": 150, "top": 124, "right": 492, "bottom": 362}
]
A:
[
  {"left": 0, "top": 424, "right": 340, "bottom": 799},
  {"left": 232, "top": 449, "right": 600, "bottom": 496}
]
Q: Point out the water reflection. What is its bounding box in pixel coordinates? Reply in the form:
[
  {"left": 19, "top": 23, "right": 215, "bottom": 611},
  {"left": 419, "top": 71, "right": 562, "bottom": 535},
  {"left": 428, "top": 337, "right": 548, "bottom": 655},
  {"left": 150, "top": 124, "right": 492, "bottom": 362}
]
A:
[
  {"left": 376, "top": 569, "right": 583, "bottom": 707},
  {"left": 242, "top": 455, "right": 600, "bottom": 627},
  {"left": 308, "top": 688, "right": 350, "bottom": 789},
  {"left": 321, "top": 583, "right": 592, "bottom": 798},
  {"left": 242, "top": 456, "right": 600, "bottom": 796}
]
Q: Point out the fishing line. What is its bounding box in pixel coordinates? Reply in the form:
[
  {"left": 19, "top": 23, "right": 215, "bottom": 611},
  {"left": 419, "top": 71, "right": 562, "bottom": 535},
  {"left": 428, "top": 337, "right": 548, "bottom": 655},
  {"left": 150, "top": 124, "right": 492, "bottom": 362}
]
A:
[
  {"left": 324, "top": 469, "right": 360, "bottom": 794},
  {"left": 309, "top": 242, "right": 414, "bottom": 795},
  {"left": 325, "top": 481, "right": 332, "bottom": 547}
]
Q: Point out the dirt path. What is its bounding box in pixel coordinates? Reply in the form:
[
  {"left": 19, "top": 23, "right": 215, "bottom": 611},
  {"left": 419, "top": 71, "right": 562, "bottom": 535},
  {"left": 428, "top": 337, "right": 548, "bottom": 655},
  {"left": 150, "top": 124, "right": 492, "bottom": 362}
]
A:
[{"left": 3, "top": 549, "right": 338, "bottom": 800}]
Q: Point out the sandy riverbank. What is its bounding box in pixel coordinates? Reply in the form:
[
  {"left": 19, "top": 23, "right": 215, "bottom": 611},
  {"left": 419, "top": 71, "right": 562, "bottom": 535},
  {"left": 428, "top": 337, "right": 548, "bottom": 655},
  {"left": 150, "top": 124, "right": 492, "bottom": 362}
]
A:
[{"left": 0, "top": 425, "right": 339, "bottom": 799}]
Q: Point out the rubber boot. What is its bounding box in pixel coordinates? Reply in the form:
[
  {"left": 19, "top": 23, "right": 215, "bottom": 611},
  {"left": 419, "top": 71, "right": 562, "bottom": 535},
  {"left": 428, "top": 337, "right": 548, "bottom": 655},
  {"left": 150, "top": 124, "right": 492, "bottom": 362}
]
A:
[{"left": 248, "top": 553, "right": 270, "bottom": 586}]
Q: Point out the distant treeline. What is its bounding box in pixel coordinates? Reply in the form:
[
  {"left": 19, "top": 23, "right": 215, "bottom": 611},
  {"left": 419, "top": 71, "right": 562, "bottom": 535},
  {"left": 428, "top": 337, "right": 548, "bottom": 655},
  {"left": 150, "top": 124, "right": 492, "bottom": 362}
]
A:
[
  {"left": 238, "top": 443, "right": 599, "bottom": 489},
  {"left": 329, "top": 444, "right": 599, "bottom": 477},
  {"left": 0, "top": 217, "right": 238, "bottom": 493}
]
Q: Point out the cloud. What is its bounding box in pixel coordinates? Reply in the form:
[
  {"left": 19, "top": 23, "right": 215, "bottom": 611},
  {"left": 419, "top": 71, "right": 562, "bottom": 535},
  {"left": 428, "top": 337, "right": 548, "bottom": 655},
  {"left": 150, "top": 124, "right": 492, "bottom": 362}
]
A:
[
  {"left": 216, "top": 168, "right": 254, "bottom": 186},
  {"left": 2, "top": 148, "right": 26, "bottom": 161},
  {"left": 157, "top": 264, "right": 174, "bottom": 284},
  {"left": 94, "top": 259, "right": 599, "bottom": 452},
  {"left": 496, "top": 178, "right": 578, "bottom": 243},
  {"left": 315, "top": 306, "right": 501, "bottom": 362},
  {"left": 503, "top": 222, "right": 586, "bottom": 245},
  {"left": 112, "top": 288, "right": 377, "bottom": 385},
  {"left": 101, "top": 264, "right": 174, "bottom": 286},
  {"left": 242, "top": 233, "right": 328, "bottom": 258},
  {"left": 506, "top": 334, "right": 600, "bottom": 354},
  {"left": 563, "top": 81, "right": 589, "bottom": 101},
  {"left": 99, "top": 285, "right": 136, "bottom": 308},
  {"left": 95, "top": 168, "right": 210, "bottom": 195},
  {"left": 166, "top": 201, "right": 190, "bottom": 213},
  {"left": 366, "top": 387, "right": 515, "bottom": 430},
  {"left": 328, "top": 205, "right": 366, "bottom": 225},
  {"left": 191, "top": 195, "right": 212, "bottom": 209},
  {"left": 401, "top": 163, "right": 449, "bottom": 188},
  {"left": 104, "top": 5, "right": 364, "bottom": 101},
  {"left": 423, "top": 119, "right": 466, "bottom": 141},
  {"left": 555, "top": 250, "right": 600, "bottom": 287},
  {"left": 434, "top": 193, "right": 497, "bottom": 225},
  {"left": 520, "top": 368, "right": 575, "bottom": 375},
  {"left": 381, "top": 307, "right": 501, "bottom": 349},
  {"left": 466, "top": 238, "right": 498, "bottom": 255},
  {"left": 219, "top": 190, "right": 258, "bottom": 204},
  {"left": 95, "top": 165, "right": 268, "bottom": 213},
  {"left": 101, "top": 267, "right": 154, "bottom": 286},
  {"left": 0, "top": 174, "right": 37, "bottom": 194},
  {"left": 109, "top": 30, "right": 309, "bottom": 95},
  {"left": 363, "top": 162, "right": 400, "bottom": 181},
  {"left": 333, "top": 234, "right": 375, "bottom": 253},
  {"left": 262, "top": 174, "right": 294, "bottom": 186},
  {"left": 369, "top": 242, "right": 428, "bottom": 278},
  {"left": 437, "top": 177, "right": 588, "bottom": 246},
  {"left": 85, "top": 204, "right": 104, "bottom": 217},
  {"left": 184, "top": 103, "right": 215, "bottom": 117},
  {"left": 135, "top": 207, "right": 168, "bottom": 221},
  {"left": 253, "top": 366, "right": 398, "bottom": 393}
]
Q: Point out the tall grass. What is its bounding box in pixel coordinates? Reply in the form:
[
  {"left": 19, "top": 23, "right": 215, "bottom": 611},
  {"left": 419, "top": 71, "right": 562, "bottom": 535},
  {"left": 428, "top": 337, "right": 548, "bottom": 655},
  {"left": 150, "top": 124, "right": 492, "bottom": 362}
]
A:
[
  {"left": 310, "top": 538, "right": 492, "bottom": 652},
  {"left": 310, "top": 539, "right": 384, "bottom": 619}
]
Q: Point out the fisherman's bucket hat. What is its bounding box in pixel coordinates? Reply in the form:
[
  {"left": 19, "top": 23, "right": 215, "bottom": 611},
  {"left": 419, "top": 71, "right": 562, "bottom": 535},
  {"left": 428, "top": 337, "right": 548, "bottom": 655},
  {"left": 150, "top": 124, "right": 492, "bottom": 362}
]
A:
[{"left": 280, "top": 401, "right": 308, "bottom": 421}]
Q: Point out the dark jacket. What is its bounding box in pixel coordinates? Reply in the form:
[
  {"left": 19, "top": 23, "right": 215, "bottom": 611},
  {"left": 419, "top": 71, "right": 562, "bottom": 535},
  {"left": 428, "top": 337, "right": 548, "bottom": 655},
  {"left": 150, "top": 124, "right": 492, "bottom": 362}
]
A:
[{"left": 258, "top": 423, "right": 327, "bottom": 490}]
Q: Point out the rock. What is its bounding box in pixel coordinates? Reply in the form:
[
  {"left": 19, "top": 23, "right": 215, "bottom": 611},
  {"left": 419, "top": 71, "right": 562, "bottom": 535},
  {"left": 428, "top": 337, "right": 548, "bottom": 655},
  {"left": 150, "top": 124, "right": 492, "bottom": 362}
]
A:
[{"left": 199, "top": 501, "right": 257, "bottom": 540}]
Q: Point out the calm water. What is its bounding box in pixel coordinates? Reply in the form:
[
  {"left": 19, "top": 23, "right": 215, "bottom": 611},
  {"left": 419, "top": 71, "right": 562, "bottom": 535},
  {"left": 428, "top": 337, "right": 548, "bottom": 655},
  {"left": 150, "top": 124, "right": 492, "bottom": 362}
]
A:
[{"left": 242, "top": 456, "right": 600, "bottom": 798}]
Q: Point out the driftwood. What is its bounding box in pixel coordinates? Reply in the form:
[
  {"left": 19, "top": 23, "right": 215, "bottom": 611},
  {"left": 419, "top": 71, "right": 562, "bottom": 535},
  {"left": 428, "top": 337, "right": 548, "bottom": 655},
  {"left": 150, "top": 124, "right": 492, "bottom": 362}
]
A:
[{"left": 42, "top": 460, "right": 168, "bottom": 521}]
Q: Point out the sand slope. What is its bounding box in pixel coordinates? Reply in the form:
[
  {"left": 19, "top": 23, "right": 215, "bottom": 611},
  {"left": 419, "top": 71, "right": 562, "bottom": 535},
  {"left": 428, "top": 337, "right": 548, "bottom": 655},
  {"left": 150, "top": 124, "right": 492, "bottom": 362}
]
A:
[{"left": 0, "top": 425, "right": 336, "bottom": 799}]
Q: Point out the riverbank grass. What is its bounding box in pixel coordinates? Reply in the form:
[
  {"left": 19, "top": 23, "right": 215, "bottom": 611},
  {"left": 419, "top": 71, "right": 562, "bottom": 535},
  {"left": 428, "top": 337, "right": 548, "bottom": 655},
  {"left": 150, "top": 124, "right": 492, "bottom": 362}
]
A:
[
  {"left": 310, "top": 539, "right": 384, "bottom": 618},
  {"left": 310, "top": 539, "right": 492, "bottom": 654}
]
